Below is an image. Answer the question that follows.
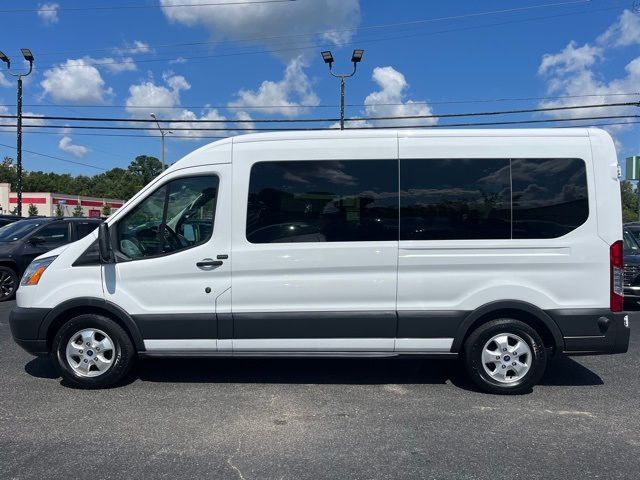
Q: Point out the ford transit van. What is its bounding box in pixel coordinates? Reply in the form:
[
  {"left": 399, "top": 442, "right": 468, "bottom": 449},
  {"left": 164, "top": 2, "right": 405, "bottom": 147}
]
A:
[{"left": 9, "top": 129, "right": 631, "bottom": 394}]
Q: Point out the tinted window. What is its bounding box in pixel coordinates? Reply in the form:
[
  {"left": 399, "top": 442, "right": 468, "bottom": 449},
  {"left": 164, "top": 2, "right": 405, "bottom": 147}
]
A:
[
  {"left": 400, "top": 159, "right": 511, "bottom": 240},
  {"left": 76, "top": 221, "right": 99, "bottom": 239},
  {"left": 0, "top": 220, "right": 43, "bottom": 242},
  {"left": 511, "top": 158, "right": 588, "bottom": 239},
  {"left": 117, "top": 176, "right": 219, "bottom": 259},
  {"left": 247, "top": 160, "right": 398, "bottom": 243},
  {"left": 36, "top": 222, "right": 70, "bottom": 244}
]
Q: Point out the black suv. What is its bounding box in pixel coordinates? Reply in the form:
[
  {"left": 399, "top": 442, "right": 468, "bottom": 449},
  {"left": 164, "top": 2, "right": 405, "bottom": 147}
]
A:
[{"left": 0, "top": 217, "right": 101, "bottom": 301}]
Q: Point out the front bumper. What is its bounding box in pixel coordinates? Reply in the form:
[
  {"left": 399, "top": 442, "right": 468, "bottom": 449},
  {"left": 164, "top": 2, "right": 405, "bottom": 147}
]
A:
[
  {"left": 9, "top": 306, "right": 51, "bottom": 356},
  {"left": 548, "top": 309, "right": 631, "bottom": 355}
]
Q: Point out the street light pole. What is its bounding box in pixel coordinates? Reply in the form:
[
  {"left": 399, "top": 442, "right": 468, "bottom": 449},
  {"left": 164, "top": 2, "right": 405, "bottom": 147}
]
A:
[
  {"left": 150, "top": 113, "right": 172, "bottom": 171},
  {"left": 321, "top": 49, "right": 364, "bottom": 130},
  {"left": 0, "top": 48, "right": 34, "bottom": 217}
]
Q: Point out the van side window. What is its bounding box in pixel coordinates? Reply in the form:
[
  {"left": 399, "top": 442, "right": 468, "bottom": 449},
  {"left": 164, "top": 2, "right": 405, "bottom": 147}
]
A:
[
  {"left": 116, "top": 176, "right": 219, "bottom": 260},
  {"left": 400, "top": 159, "right": 511, "bottom": 240},
  {"left": 511, "top": 158, "right": 588, "bottom": 239},
  {"left": 246, "top": 160, "right": 398, "bottom": 243}
]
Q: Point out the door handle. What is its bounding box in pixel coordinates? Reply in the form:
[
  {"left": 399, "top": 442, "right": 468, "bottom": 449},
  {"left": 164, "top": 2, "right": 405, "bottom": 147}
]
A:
[{"left": 197, "top": 258, "right": 223, "bottom": 268}]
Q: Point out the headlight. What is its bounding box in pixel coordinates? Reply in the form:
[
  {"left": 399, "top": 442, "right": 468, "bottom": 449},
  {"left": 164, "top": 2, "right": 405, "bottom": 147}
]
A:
[{"left": 21, "top": 256, "right": 57, "bottom": 286}]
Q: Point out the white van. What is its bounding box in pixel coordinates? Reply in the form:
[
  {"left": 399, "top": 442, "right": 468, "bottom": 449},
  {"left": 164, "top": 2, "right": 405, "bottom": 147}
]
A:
[{"left": 9, "top": 129, "right": 631, "bottom": 394}]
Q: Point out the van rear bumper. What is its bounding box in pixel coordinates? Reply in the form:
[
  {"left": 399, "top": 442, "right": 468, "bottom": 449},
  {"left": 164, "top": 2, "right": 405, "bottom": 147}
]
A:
[{"left": 547, "top": 309, "right": 631, "bottom": 355}]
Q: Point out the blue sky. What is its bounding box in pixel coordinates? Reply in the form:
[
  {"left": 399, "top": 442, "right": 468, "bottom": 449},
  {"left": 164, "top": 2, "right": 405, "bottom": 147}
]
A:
[{"left": 0, "top": 0, "right": 639, "bottom": 176}]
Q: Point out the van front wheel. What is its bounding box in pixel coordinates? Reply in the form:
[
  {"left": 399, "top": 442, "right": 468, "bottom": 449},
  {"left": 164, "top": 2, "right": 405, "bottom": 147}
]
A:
[
  {"left": 51, "top": 314, "right": 135, "bottom": 389},
  {"left": 463, "top": 319, "right": 547, "bottom": 395}
]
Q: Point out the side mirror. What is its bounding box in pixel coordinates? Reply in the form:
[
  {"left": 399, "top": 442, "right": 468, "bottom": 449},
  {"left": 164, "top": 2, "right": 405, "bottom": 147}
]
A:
[{"left": 98, "top": 222, "right": 113, "bottom": 263}]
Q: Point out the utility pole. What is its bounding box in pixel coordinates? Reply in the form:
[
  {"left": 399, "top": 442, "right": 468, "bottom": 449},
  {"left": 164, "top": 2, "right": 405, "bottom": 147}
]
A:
[
  {"left": 321, "top": 49, "right": 364, "bottom": 130},
  {"left": 0, "top": 48, "right": 34, "bottom": 217},
  {"left": 150, "top": 113, "right": 172, "bottom": 171}
]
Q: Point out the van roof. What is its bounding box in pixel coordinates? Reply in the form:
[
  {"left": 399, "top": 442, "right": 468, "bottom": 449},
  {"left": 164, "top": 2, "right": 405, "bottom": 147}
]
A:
[
  {"left": 230, "top": 127, "right": 593, "bottom": 144},
  {"left": 168, "top": 127, "right": 609, "bottom": 172}
]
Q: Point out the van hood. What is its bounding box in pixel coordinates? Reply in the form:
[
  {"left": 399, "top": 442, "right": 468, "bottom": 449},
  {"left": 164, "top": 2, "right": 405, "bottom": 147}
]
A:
[{"left": 36, "top": 243, "right": 70, "bottom": 261}]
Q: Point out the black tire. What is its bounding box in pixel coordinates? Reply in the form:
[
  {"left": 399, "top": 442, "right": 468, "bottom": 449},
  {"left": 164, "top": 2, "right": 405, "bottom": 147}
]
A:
[
  {"left": 0, "top": 266, "right": 18, "bottom": 302},
  {"left": 51, "top": 314, "right": 135, "bottom": 389},
  {"left": 463, "top": 319, "right": 547, "bottom": 395}
]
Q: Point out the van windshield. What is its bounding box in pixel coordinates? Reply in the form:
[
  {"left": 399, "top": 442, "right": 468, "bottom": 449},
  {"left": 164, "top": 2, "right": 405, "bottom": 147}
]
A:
[{"left": 0, "top": 220, "right": 43, "bottom": 242}]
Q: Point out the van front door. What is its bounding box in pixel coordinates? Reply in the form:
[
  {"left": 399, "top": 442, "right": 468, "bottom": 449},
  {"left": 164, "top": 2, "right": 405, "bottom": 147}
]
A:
[{"left": 102, "top": 164, "right": 231, "bottom": 352}]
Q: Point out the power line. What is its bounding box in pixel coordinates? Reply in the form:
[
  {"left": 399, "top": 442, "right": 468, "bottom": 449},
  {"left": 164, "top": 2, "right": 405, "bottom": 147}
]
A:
[
  {"left": 3, "top": 119, "right": 640, "bottom": 140},
  {"left": 1, "top": 114, "right": 639, "bottom": 132},
  {"left": 0, "top": 142, "right": 108, "bottom": 170},
  {"left": 1, "top": 101, "right": 637, "bottom": 124},
  {"left": 3, "top": 92, "right": 638, "bottom": 111},
  {"left": 32, "top": 4, "right": 626, "bottom": 72},
  {"left": 0, "top": 0, "right": 295, "bottom": 14},
  {"left": 355, "top": 115, "right": 640, "bottom": 129},
  {"left": 32, "top": 0, "right": 592, "bottom": 58}
]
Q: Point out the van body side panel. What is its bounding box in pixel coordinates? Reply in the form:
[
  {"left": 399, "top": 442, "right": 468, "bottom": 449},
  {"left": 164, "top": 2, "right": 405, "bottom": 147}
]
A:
[
  {"left": 397, "top": 133, "right": 609, "bottom": 342},
  {"left": 230, "top": 136, "right": 400, "bottom": 347}
]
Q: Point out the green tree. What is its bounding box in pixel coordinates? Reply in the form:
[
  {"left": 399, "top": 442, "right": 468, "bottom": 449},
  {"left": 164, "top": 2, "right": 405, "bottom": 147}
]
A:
[
  {"left": 621, "top": 180, "right": 638, "bottom": 223},
  {"left": 28, "top": 203, "right": 38, "bottom": 216},
  {"left": 128, "top": 155, "right": 163, "bottom": 186},
  {"left": 0, "top": 157, "right": 17, "bottom": 188},
  {"left": 54, "top": 203, "right": 64, "bottom": 217},
  {"left": 101, "top": 203, "right": 112, "bottom": 217},
  {"left": 72, "top": 204, "right": 84, "bottom": 217}
]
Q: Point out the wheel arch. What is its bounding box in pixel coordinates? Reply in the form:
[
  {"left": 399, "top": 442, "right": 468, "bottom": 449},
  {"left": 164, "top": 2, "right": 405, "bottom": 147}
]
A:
[
  {"left": 451, "top": 300, "right": 564, "bottom": 354},
  {"left": 41, "top": 297, "right": 145, "bottom": 351},
  {"left": 0, "top": 259, "right": 19, "bottom": 272}
]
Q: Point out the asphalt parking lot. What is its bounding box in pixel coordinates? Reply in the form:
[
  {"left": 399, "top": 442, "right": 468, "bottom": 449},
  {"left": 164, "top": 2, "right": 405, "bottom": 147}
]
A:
[{"left": 1, "top": 301, "right": 639, "bottom": 480}]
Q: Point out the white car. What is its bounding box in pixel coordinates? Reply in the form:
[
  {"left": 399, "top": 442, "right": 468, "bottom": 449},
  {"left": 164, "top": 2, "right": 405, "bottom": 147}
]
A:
[{"left": 10, "top": 128, "right": 631, "bottom": 394}]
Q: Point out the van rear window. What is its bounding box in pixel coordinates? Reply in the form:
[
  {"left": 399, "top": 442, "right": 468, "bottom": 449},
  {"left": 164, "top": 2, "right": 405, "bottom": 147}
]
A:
[
  {"left": 399, "top": 158, "right": 588, "bottom": 240},
  {"left": 511, "top": 158, "right": 588, "bottom": 239}
]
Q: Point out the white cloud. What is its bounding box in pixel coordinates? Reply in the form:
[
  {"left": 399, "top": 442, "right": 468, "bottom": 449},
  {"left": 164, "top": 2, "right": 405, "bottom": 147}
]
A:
[
  {"left": 338, "top": 66, "right": 436, "bottom": 129},
  {"left": 59, "top": 136, "right": 89, "bottom": 158},
  {"left": 0, "top": 72, "right": 12, "bottom": 88},
  {"left": 40, "top": 58, "right": 114, "bottom": 104},
  {"left": 37, "top": 3, "right": 59, "bottom": 25},
  {"left": 160, "top": 0, "right": 360, "bottom": 59},
  {"left": 125, "top": 72, "right": 190, "bottom": 116},
  {"left": 23, "top": 112, "right": 46, "bottom": 127},
  {"left": 90, "top": 57, "right": 137, "bottom": 74},
  {"left": 167, "top": 108, "right": 228, "bottom": 139},
  {"left": 538, "top": 42, "right": 603, "bottom": 77},
  {"left": 229, "top": 57, "right": 319, "bottom": 116},
  {"left": 125, "top": 73, "right": 231, "bottom": 140},
  {"left": 114, "top": 40, "right": 154, "bottom": 56},
  {"left": 537, "top": 9, "right": 640, "bottom": 135},
  {"left": 597, "top": 9, "right": 640, "bottom": 47},
  {"left": 169, "top": 57, "right": 187, "bottom": 65}
]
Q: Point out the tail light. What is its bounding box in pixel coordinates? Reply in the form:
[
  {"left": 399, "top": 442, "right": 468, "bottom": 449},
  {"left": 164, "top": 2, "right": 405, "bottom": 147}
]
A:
[{"left": 610, "top": 240, "right": 624, "bottom": 312}]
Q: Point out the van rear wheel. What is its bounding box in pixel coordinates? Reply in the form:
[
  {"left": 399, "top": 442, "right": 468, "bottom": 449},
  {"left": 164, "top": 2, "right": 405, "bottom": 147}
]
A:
[
  {"left": 51, "top": 314, "right": 135, "bottom": 389},
  {"left": 463, "top": 319, "right": 547, "bottom": 395}
]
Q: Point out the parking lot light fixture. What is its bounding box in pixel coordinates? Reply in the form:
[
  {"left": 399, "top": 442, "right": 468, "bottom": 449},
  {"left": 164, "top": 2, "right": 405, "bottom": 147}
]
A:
[
  {"left": 321, "top": 49, "right": 364, "bottom": 131},
  {"left": 0, "top": 48, "right": 35, "bottom": 216}
]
